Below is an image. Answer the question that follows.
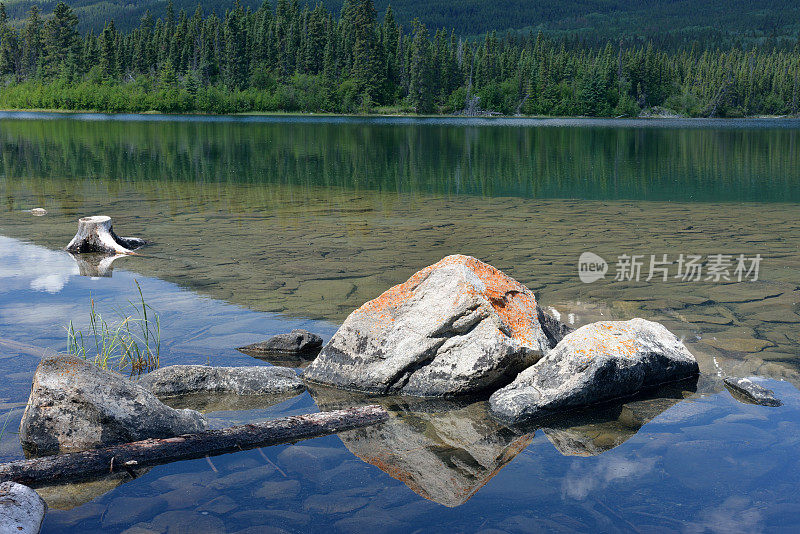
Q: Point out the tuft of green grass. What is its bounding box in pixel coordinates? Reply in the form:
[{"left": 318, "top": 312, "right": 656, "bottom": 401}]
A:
[
  {"left": 66, "top": 280, "right": 161, "bottom": 376},
  {"left": 0, "top": 411, "right": 11, "bottom": 443}
]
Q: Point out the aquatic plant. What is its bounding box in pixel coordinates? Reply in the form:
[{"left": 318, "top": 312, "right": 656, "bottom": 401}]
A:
[
  {"left": 0, "top": 411, "right": 11, "bottom": 442},
  {"left": 66, "top": 280, "right": 161, "bottom": 375}
]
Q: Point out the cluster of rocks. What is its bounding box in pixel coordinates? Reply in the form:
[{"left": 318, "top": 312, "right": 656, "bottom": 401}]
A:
[
  {"left": 18, "top": 355, "right": 306, "bottom": 456},
  {"left": 8, "top": 253, "right": 783, "bottom": 530},
  {"left": 304, "top": 255, "right": 702, "bottom": 424},
  {"left": 17, "top": 253, "right": 781, "bottom": 458}
]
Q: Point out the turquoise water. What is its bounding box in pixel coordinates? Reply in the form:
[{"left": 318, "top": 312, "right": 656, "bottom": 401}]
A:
[{"left": 0, "top": 114, "right": 799, "bottom": 533}]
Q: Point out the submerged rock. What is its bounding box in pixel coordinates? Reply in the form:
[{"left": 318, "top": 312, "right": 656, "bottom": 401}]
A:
[
  {"left": 723, "top": 377, "right": 782, "bottom": 407},
  {"left": 139, "top": 365, "right": 305, "bottom": 399},
  {"left": 19, "top": 355, "right": 207, "bottom": 456},
  {"left": 489, "top": 318, "right": 699, "bottom": 425},
  {"left": 237, "top": 330, "right": 323, "bottom": 358},
  {"left": 34, "top": 473, "right": 141, "bottom": 511},
  {"left": 304, "top": 255, "right": 567, "bottom": 397},
  {"left": 0, "top": 482, "right": 47, "bottom": 534}
]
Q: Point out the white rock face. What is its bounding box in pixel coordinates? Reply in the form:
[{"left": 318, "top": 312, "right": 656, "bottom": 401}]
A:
[
  {"left": 19, "top": 355, "right": 207, "bottom": 456},
  {"left": 0, "top": 482, "right": 46, "bottom": 534},
  {"left": 304, "top": 255, "right": 568, "bottom": 397},
  {"left": 489, "top": 318, "right": 699, "bottom": 424}
]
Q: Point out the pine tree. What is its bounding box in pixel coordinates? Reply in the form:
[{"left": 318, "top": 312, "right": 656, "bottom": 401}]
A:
[
  {"left": 350, "top": 0, "right": 381, "bottom": 100},
  {"left": 21, "top": 6, "right": 42, "bottom": 78},
  {"left": 43, "top": 2, "right": 79, "bottom": 78},
  {"left": 100, "top": 21, "right": 118, "bottom": 79},
  {"left": 409, "top": 20, "right": 433, "bottom": 113},
  {"left": 223, "top": 3, "right": 248, "bottom": 89},
  {"left": 0, "top": 3, "right": 20, "bottom": 78}
]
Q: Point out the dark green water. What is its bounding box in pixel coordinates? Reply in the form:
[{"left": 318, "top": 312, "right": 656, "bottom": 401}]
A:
[
  {"left": 0, "top": 114, "right": 799, "bottom": 533},
  {"left": 2, "top": 113, "right": 799, "bottom": 202}
]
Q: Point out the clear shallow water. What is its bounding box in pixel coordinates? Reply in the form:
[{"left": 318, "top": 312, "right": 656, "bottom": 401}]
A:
[{"left": 0, "top": 114, "right": 798, "bottom": 533}]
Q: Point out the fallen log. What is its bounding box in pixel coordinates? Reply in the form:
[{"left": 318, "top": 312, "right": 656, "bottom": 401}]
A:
[
  {"left": 0, "top": 406, "right": 387, "bottom": 487},
  {"left": 66, "top": 215, "right": 145, "bottom": 255}
]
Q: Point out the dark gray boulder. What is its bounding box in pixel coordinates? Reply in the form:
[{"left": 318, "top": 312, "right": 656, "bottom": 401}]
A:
[
  {"left": 304, "top": 255, "right": 567, "bottom": 397},
  {"left": 489, "top": 318, "right": 699, "bottom": 425},
  {"left": 19, "top": 355, "right": 207, "bottom": 456},
  {"left": 723, "top": 377, "right": 782, "bottom": 407},
  {"left": 237, "top": 330, "right": 323, "bottom": 358},
  {"left": 139, "top": 365, "right": 305, "bottom": 399},
  {"left": 0, "top": 482, "right": 46, "bottom": 534}
]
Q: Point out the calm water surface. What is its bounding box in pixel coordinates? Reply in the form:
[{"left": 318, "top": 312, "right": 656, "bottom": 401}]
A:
[{"left": 0, "top": 113, "right": 799, "bottom": 533}]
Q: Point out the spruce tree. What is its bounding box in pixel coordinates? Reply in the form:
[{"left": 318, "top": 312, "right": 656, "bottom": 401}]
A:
[
  {"left": 100, "top": 21, "right": 117, "bottom": 79},
  {"left": 350, "top": 0, "right": 381, "bottom": 100},
  {"left": 21, "top": 6, "right": 43, "bottom": 78},
  {"left": 409, "top": 20, "right": 433, "bottom": 113},
  {"left": 43, "top": 2, "right": 79, "bottom": 78},
  {"left": 0, "top": 3, "right": 20, "bottom": 78}
]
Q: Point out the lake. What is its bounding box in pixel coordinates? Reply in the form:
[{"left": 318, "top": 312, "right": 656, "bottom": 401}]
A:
[{"left": 0, "top": 113, "right": 799, "bottom": 533}]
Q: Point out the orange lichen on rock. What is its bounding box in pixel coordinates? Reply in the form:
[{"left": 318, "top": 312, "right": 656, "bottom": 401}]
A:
[
  {"left": 353, "top": 255, "right": 540, "bottom": 345},
  {"left": 575, "top": 322, "right": 640, "bottom": 364}
]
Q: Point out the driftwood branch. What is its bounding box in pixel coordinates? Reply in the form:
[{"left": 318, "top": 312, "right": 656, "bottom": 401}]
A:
[{"left": 0, "top": 406, "right": 387, "bottom": 487}]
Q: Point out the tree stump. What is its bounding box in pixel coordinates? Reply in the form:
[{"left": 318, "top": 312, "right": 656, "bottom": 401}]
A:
[{"left": 65, "top": 216, "right": 145, "bottom": 255}]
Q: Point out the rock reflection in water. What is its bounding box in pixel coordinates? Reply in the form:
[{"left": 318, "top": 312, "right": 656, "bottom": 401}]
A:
[
  {"left": 157, "top": 390, "right": 306, "bottom": 414},
  {"left": 310, "top": 378, "right": 699, "bottom": 506},
  {"left": 541, "top": 378, "right": 699, "bottom": 456},
  {"left": 308, "top": 385, "right": 533, "bottom": 507},
  {"left": 237, "top": 349, "right": 317, "bottom": 369}
]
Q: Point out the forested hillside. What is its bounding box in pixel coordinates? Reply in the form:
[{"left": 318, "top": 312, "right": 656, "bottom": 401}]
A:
[
  {"left": 2, "top": 0, "right": 800, "bottom": 46},
  {"left": 0, "top": 0, "right": 798, "bottom": 116}
]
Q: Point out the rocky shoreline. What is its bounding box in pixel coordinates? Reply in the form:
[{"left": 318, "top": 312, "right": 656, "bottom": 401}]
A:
[{"left": 2, "top": 253, "right": 786, "bottom": 531}]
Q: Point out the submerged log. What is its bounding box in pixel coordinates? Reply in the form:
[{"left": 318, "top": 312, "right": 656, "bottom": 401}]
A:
[
  {"left": 0, "top": 406, "right": 387, "bottom": 487},
  {"left": 65, "top": 215, "right": 145, "bottom": 255}
]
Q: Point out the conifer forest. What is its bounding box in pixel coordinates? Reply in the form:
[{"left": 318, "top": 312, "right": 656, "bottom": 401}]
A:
[{"left": 0, "top": 0, "right": 798, "bottom": 116}]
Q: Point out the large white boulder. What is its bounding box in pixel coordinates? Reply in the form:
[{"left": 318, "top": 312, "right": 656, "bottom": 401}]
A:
[
  {"left": 489, "top": 318, "right": 699, "bottom": 424},
  {"left": 304, "top": 255, "right": 568, "bottom": 397}
]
